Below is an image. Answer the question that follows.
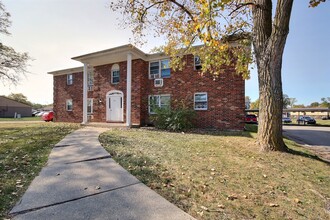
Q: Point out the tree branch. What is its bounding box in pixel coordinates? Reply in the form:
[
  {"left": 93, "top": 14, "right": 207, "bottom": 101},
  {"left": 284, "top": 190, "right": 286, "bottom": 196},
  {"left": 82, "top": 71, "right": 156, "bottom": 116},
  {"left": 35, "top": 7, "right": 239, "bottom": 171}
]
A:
[
  {"left": 139, "top": 1, "right": 165, "bottom": 23},
  {"left": 168, "top": 0, "right": 194, "bottom": 20},
  {"left": 229, "top": 2, "right": 257, "bottom": 17}
]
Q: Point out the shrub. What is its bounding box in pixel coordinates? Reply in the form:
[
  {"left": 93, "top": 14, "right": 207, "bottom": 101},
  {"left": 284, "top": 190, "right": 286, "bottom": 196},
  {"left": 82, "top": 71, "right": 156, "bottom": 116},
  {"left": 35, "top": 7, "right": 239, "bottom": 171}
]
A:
[{"left": 151, "top": 103, "right": 196, "bottom": 131}]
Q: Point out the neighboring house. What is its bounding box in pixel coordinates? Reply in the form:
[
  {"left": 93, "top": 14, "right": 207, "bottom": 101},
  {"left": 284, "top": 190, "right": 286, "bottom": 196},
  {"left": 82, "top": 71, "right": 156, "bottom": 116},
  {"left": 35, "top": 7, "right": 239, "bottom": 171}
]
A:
[
  {"left": 48, "top": 44, "right": 245, "bottom": 130},
  {"left": 0, "top": 96, "right": 32, "bottom": 117},
  {"left": 41, "top": 105, "right": 54, "bottom": 112},
  {"left": 285, "top": 108, "right": 330, "bottom": 119}
]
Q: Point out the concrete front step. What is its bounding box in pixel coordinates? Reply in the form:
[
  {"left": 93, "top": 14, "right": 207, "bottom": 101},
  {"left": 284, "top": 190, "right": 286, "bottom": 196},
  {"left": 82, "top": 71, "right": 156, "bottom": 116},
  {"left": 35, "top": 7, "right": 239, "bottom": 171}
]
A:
[{"left": 81, "top": 122, "right": 130, "bottom": 128}]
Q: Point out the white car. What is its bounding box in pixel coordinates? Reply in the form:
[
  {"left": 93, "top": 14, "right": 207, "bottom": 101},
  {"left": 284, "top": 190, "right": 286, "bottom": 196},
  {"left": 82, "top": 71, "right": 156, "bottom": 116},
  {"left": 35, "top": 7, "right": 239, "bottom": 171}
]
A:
[{"left": 35, "top": 111, "right": 45, "bottom": 117}]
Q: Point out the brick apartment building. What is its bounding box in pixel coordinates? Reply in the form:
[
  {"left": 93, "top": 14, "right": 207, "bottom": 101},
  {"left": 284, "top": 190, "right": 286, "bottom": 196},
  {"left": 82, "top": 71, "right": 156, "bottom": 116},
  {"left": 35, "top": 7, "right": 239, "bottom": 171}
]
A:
[{"left": 48, "top": 44, "right": 245, "bottom": 130}]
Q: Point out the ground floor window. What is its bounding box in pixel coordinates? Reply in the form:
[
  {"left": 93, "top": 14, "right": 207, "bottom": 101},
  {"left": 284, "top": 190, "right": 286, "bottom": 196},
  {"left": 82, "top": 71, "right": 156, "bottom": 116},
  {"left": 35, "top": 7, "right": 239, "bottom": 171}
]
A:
[
  {"left": 194, "top": 92, "right": 208, "bottom": 110},
  {"left": 66, "top": 99, "right": 73, "bottom": 111},
  {"left": 87, "top": 98, "right": 93, "bottom": 114},
  {"left": 148, "top": 94, "right": 170, "bottom": 114}
]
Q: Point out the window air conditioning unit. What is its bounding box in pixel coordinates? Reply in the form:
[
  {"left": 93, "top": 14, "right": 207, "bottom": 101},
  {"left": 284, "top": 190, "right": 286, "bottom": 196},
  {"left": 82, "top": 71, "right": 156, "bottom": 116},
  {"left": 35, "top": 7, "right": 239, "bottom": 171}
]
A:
[
  {"left": 154, "top": 78, "right": 163, "bottom": 87},
  {"left": 150, "top": 73, "right": 161, "bottom": 79}
]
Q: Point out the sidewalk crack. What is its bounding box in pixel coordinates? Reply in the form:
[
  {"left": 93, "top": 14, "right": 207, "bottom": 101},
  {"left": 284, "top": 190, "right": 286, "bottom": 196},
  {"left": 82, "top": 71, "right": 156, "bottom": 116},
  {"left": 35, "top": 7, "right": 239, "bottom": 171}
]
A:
[
  {"left": 10, "top": 181, "right": 141, "bottom": 217},
  {"left": 65, "top": 155, "right": 112, "bottom": 164}
]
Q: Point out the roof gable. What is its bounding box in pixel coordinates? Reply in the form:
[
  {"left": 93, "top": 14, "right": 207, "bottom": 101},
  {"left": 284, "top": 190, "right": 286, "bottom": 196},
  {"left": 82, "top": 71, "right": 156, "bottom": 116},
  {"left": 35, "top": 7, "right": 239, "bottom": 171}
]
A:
[{"left": 0, "top": 96, "right": 32, "bottom": 108}]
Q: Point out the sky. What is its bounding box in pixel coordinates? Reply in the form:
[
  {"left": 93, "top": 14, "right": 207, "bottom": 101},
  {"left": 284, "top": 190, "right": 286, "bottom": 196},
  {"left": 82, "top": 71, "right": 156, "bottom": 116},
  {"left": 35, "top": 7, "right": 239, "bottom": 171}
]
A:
[{"left": 0, "top": 0, "right": 329, "bottom": 105}]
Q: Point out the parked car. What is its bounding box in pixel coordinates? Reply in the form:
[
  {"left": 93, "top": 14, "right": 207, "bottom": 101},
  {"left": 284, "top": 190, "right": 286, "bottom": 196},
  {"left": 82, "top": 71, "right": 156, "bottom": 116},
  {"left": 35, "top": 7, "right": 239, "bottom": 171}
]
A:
[
  {"left": 297, "top": 116, "right": 316, "bottom": 125},
  {"left": 35, "top": 111, "right": 45, "bottom": 117},
  {"left": 42, "top": 111, "right": 54, "bottom": 122},
  {"left": 32, "top": 111, "right": 39, "bottom": 117},
  {"left": 245, "top": 114, "right": 258, "bottom": 124},
  {"left": 321, "top": 116, "right": 329, "bottom": 120},
  {"left": 282, "top": 117, "right": 292, "bottom": 123}
]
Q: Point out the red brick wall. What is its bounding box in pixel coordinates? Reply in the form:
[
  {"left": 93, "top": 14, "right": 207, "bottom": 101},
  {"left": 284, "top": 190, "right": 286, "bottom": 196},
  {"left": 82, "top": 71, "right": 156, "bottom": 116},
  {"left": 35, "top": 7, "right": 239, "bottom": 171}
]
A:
[
  {"left": 53, "top": 72, "right": 83, "bottom": 123},
  {"left": 143, "top": 55, "right": 245, "bottom": 130},
  {"left": 53, "top": 55, "right": 245, "bottom": 130}
]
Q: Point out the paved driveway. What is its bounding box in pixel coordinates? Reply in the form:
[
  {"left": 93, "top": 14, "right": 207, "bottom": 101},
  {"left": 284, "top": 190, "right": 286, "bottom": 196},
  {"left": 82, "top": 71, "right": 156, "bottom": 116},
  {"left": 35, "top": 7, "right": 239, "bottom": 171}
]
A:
[{"left": 283, "top": 125, "right": 330, "bottom": 162}]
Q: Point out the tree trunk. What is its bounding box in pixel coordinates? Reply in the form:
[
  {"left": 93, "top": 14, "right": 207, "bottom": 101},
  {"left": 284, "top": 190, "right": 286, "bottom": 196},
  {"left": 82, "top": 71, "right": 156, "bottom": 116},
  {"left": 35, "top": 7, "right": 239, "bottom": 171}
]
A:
[
  {"left": 252, "top": 0, "right": 294, "bottom": 151},
  {"left": 257, "top": 60, "right": 287, "bottom": 152}
]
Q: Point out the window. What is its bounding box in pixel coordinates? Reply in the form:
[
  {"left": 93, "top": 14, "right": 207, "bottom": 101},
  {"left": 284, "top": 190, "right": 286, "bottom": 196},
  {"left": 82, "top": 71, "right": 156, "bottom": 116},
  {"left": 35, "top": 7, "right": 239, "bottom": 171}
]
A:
[
  {"left": 148, "top": 95, "right": 170, "bottom": 114},
  {"left": 66, "top": 99, "right": 73, "bottom": 111},
  {"left": 160, "top": 59, "right": 170, "bottom": 78},
  {"left": 194, "top": 55, "right": 202, "bottom": 70},
  {"left": 87, "top": 98, "right": 93, "bottom": 114},
  {"left": 111, "top": 64, "right": 120, "bottom": 84},
  {"left": 149, "top": 61, "right": 160, "bottom": 79},
  {"left": 87, "top": 71, "right": 94, "bottom": 91},
  {"left": 67, "top": 74, "right": 73, "bottom": 85},
  {"left": 194, "top": 93, "right": 208, "bottom": 110},
  {"left": 149, "top": 59, "right": 170, "bottom": 79}
]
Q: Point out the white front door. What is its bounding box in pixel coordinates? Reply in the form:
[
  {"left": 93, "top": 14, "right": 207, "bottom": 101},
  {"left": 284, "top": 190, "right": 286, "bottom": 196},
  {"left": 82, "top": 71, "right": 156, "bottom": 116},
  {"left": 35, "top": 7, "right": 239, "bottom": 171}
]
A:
[{"left": 106, "top": 91, "right": 123, "bottom": 122}]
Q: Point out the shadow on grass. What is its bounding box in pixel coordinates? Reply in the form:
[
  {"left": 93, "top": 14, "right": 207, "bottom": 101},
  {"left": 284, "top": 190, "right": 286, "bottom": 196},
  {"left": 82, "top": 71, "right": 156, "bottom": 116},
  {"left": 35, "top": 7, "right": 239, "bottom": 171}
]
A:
[
  {"left": 140, "top": 125, "right": 255, "bottom": 138},
  {"left": 287, "top": 147, "right": 330, "bottom": 165}
]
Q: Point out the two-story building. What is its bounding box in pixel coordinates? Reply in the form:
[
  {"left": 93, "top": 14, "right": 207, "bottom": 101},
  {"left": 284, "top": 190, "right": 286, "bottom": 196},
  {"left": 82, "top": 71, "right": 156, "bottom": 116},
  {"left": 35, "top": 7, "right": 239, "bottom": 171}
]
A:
[{"left": 48, "top": 44, "right": 245, "bottom": 130}]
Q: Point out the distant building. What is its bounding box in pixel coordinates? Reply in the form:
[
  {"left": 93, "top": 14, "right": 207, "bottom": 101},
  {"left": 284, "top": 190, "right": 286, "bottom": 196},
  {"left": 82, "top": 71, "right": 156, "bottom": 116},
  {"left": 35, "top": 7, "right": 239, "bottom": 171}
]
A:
[
  {"left": 285, "top": 108, "right": 330, "bottom": 119},
  {"left": 0, "top": 96, "right": 32, "bottom": 118}
]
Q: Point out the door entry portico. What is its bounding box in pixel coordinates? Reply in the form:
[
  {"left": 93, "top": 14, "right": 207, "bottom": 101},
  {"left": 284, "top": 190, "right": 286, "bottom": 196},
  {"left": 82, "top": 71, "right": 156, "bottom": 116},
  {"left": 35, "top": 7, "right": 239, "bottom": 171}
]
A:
[{"left": 106, "top": 91, "right": 124, "bottom": 122}]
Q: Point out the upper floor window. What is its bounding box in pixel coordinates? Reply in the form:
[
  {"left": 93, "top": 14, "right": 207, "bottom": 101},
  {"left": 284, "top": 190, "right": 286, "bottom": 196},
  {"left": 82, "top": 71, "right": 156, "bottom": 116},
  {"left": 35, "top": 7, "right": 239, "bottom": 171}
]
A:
[
  {"left": 67, "top": 74, "right": 73, "bottom": 85},
  {"left": 87, "top": 98, "right": 93, "bottom": 114},
  {"left": 88, "top": 71, "right": 94, "bottom": 91},
  {"left": 194, "top": 92, "right": 208, "bottom": 110},
  {"left": 111, "top": 64, "right": 120, "bottom": 84},
  {"left": 194, "top": 55, "right": 202, "bottom": 70},
  {"left": 149, "top": 59, "right": 170, "bottom": 79},
  {"left": 148, "top": 94, "right": 170, "bottom": 114},
  {"left": 66, "top": 99, "right": 73, "bottom": 111}
]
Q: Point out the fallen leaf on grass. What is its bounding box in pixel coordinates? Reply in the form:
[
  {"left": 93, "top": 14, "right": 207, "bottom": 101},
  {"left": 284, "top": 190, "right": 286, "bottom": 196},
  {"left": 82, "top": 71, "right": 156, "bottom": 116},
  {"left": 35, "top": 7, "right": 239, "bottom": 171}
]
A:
[
  {"left": 197, "top": 211, "right": 204, "bottom": 216},
  {"left": 218, "top": 204, "right": 225, "bottom": 209},
  {"left": 269, "top": 203, "right": 279, "bottom": 207},
  {"left": 201, "top": 206, "right": 208, "bottom": 211},
  {"left": 227, "top": 194, "right": 238, "bottom": 200},
  {"left": 294, "top": 198, "right": 302, "bottom": 204}
]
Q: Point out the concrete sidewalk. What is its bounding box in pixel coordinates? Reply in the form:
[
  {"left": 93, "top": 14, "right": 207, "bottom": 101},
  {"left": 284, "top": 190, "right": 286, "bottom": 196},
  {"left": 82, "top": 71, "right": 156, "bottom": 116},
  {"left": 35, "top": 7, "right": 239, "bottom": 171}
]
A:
[{"left": 10, "top": 127, "right": 195, "bottom": 220}]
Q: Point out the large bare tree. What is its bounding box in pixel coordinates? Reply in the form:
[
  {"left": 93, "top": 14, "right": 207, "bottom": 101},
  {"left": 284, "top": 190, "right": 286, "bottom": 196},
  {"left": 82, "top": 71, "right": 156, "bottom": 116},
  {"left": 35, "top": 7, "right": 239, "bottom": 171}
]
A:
[
  {"left": 0, "top": 1, "right": 30, "bottom": 86},
  {"left": 110, "top": 0, "right": 326, "bottom": 152}
]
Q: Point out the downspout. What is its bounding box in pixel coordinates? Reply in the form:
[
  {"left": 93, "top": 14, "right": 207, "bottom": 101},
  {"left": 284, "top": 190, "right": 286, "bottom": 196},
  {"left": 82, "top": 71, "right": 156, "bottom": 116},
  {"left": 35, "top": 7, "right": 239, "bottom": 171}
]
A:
[
  {"left": 126, "top": 53, "right": 132, "bottom": 127},
  {"left": 82, "top": 63, "right": 88, "bottom": 124}
]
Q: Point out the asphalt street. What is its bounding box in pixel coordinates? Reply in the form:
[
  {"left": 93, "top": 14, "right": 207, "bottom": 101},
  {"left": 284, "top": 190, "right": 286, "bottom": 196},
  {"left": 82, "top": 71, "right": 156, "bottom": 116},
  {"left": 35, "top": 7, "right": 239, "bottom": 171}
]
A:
[
  {"left": 283, "top": 125, "right": 330, "bottom": 162},
  {"left": 283, "top": 125, "right": 330, "bottom": 147}
]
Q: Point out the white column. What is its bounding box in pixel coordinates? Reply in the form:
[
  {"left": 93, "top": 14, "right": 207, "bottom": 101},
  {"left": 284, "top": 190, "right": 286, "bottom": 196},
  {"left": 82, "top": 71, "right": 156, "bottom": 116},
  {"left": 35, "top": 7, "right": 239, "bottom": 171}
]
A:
[
  {"left": 126, "top": 53, "right": 132, "bottom": 127},
  {"left": 82, "top": 63, "right": 88, "bottom": 124}
]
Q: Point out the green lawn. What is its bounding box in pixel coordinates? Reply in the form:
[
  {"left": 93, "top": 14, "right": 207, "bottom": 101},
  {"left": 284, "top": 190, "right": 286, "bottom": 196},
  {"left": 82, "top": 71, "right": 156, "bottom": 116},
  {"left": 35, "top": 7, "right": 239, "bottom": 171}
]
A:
[
  {"left": 317, "top": 119, "right": 330, "bottom": 126},
  {"left": 0, "top": 117, "right": 42, "bottom": 121},
  {"left": 0, "top": 122, "right": 80, "bottom": 218},
  {"left": 99, "top": 128, "right": 330, "bottom": 220}
]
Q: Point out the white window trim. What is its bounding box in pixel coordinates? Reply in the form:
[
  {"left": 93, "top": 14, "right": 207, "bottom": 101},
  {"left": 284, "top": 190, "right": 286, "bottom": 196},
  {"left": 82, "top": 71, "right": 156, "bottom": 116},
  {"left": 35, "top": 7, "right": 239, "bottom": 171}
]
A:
[
  {"left": 148, "top": 94, "right": 171, "bottom": 114},
  {"left": 148, "top": 59, "right": 170, "bottom": 79},
  {"left": 194, "top": 92, "right": 208, "bottom": 110},
  {"left": 194, "top": 55, "right": 202, "bottom": 70},
  {"left": 111, "top": 67, "right": 120, "bottom": 84},
  {"left": 67, "top": 74, "right": 73, "bottom": 85},
  {"left": 66, "top": 99, "right": 73, "bottom": 111},
  {"left": 111, "top": 70, "right": 120, "bottom": 84},
  {"left": 87, "top": 98, "right": 93, "bottom": 115}
]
